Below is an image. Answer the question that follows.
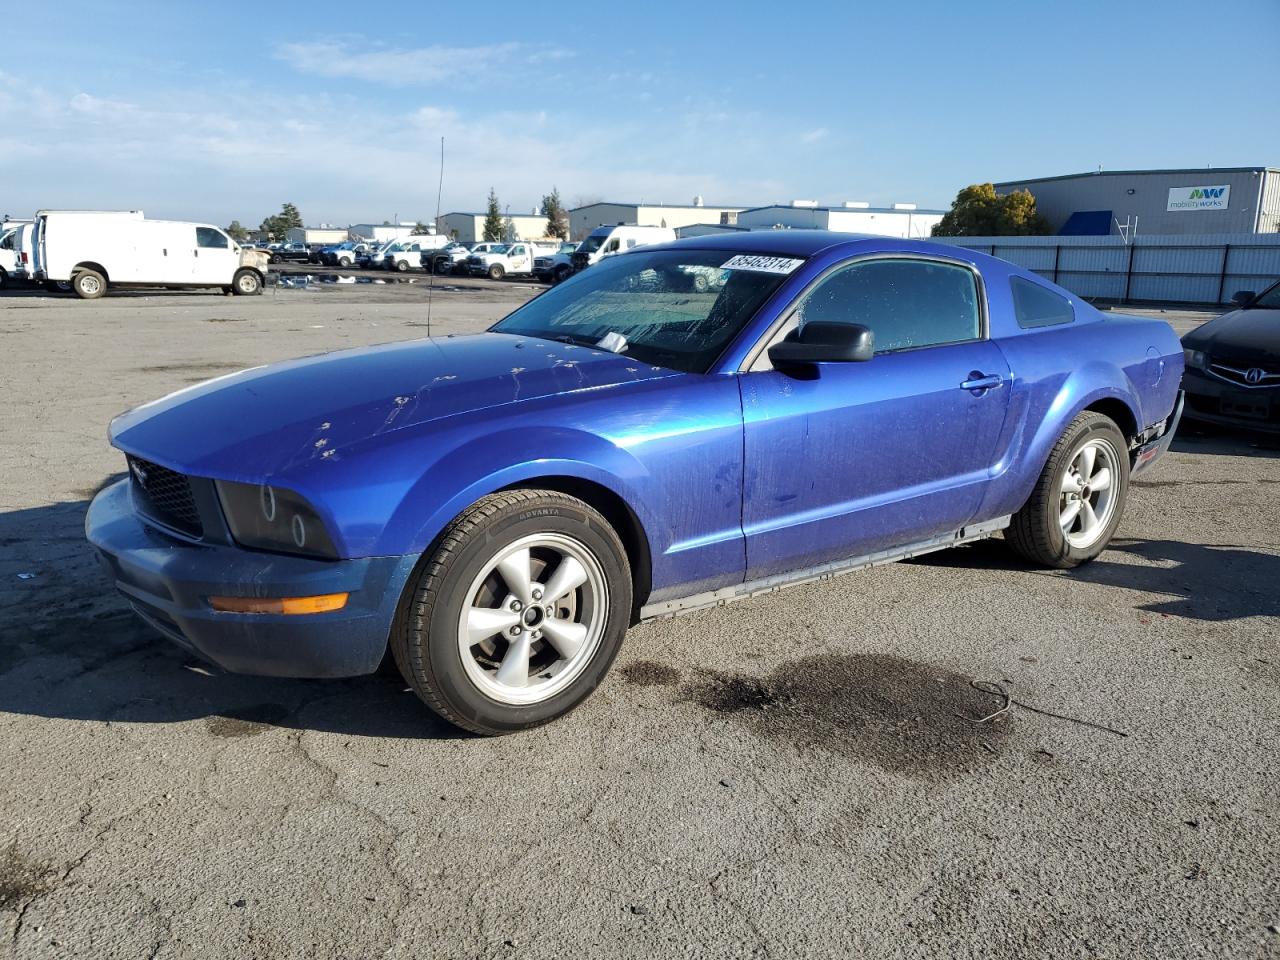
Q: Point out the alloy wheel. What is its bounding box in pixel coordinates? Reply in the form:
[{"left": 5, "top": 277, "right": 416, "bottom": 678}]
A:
[
  {"left": 456, "top": 533, "right": 608, "bottom": 705},
  {"left": 1059, "top": 438, "right": 1119, "bottom": 548}
]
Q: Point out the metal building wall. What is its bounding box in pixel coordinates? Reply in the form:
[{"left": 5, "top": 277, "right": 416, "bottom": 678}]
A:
[
  {"left": 1258, "top": 170, "right": 1280, "bottom": 234},
  {"left": 995, "top": 169, "right": 1272, "bottom": 236},
  {"left": 932, "top": 233, "right": 1280, "bottom": 304}
]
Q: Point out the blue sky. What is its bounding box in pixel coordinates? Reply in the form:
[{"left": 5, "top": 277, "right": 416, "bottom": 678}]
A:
[{"left": 3, "top": 0, "right": 1277, "bottom": 227}]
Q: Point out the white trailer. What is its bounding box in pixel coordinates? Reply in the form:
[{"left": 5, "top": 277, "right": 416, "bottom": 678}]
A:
[{"left": 33, "top": 210, "right": 266, "bottom": 299}]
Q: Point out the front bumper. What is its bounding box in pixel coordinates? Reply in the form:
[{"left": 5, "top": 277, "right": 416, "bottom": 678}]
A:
[
  {"left": 1181, "top": 367, "right": 1280, "bottom": 434},
  {"left": 85, "top": 479, "right": 417, "bottom": 678}
]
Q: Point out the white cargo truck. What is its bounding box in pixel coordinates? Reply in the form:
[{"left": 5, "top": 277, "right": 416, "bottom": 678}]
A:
[
  {"left": 33, "top": 210, "right": 267, "bottom": 299},
  {"left": 465, "top": 241, "right": 560, "bottom": 281}
]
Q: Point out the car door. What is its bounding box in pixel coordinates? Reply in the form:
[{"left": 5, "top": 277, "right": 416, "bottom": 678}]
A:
[
  {"left": 508, "top": 244, "right": 528, "bottom": 272},
  {"left": 740, "top": 255, "right": 1011, "bottom": 581},
  {"left": 192, "top": 227, "right": 237, "bottom": 284}
]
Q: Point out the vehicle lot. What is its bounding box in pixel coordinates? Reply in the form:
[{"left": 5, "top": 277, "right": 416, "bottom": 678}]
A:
[{"left": 0, "top": 286, "right": 1276, "bottom": 958}]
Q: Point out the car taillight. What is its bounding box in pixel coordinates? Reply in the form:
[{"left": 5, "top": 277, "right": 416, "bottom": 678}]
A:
[{"left": 20, "top": 252, "right": 28, "bottom": 264}]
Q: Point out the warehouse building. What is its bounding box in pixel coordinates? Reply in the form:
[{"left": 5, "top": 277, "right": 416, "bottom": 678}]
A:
[
  {"left": 569, "top": 200, "right": 746, "bottom": 241},
  {"left": 349, "top": 223, "right": 422, "bottom": 243},
  {"left": 735, "top": 201, "right": 944, "bottom": 238},
  {"left": 995, "top": 167, "right": 1280, "bottom": 236},
  {"left": 436, "top": 211, "right": 552, "bottom": 243}
]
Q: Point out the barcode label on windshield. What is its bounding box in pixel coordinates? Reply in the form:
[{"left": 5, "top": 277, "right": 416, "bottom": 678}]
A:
[{"left": 720, "top": 255, "right": 805, "bottom": 275}]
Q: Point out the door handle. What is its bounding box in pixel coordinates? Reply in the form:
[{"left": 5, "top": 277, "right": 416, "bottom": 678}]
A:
[{"left": 960, "top": 372, "right": 1004, "bottom": 392}]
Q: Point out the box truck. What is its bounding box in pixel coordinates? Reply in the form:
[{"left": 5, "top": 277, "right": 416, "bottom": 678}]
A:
[{"left": 33, "top": 210, "right": 268, "bottom": 299}]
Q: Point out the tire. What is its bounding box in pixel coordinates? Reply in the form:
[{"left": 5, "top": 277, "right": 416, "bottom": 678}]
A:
[
  {"left": 269, "top": 254, "right": 280, "bottom": 264},
  {"left": 487, "top": 264, "right": 505, "bottom": 281},
  {"left": 553, "top": 265, "right": 571, "bottom": 284},
  {"left": 72, "top": 268, "right": 106, "bottom": 300},
  {"left": 391, "top": 489, "right": 632, "bottom": 735},
  {"left": 395, "top": 259, "right": 409, "bottom": 273},
  {"left": 232, "top": 269, "right": 262, "bottom": 296},
  {"left": 1007, "top": 412, "right": 1130, "bottom": 569},
  {"left": 434, "top": 259, "right": 451, "bottom": 276},
  {"left": 338, "top": 257, "right": 352, "bottom": 267}
]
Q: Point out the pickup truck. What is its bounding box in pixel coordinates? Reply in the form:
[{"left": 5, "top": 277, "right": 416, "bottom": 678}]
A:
[
  {"left": 465, "top": 241, "right": 558, "bottom": 281},
  {"left": 268, "top": 243, "right": 317, "bottom": 264},
  {"left": 382, "top": 235, "right": 449, "bottom": 272},
  {"left": 86, "top": 231, "right": 1183, "bottom": 735},
  {"left": 532, "top": 242, "right": 580, "bottom": 283}
]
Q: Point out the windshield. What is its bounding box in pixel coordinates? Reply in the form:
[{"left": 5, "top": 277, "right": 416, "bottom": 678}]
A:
[
  {"left": 491, "top": 248, "right": 797, "bottom": 374},
  {"left": 1254, "top": 281, "right": 1280, "bottom": 310},
  {"left": 483, "top": 244, "right": 510, "bottom": 255},
  {"left": 578, "top": 234, "right": 610, "bottom": 254},
  {"left": 558, "top": 242, "right": 578, "bottom": 254}
]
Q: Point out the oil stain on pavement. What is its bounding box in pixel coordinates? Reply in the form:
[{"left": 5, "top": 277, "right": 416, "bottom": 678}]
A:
[
  {"left": 686, "top": 652, "right": 1009, "bottom": 776},
  {"left": 206, "top": 703, "right": 292, "bottom": 738}
]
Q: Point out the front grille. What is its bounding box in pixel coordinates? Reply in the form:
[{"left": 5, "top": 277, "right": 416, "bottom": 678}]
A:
[
  {"left": 1208, "top": 360, "right": 1280, "bottom": 388},
  {"left": 128, "top": 456, "right": 203, "bottom": 537}
]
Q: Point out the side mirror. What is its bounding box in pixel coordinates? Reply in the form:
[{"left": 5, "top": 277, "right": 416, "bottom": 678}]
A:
[
  {"left": 768, "top": 321, "right": 875, "bottom": 367},
  {"left": 1230, "top": 290, "right": 1256, "bottom": 308}
]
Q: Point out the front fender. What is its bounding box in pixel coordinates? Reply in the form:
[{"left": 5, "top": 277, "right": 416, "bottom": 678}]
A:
[{"left": 381, "top": 426, "right": 660, "bottom": 560}]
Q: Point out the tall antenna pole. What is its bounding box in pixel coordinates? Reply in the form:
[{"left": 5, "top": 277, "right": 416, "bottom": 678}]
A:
[{"left": 425, "top": 136, "right": 444, "bottom": 338}]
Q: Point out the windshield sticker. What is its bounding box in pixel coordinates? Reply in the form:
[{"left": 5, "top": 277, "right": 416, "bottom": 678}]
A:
[{"left": 720, "top": 254, "right": 805, "bottom": 275}]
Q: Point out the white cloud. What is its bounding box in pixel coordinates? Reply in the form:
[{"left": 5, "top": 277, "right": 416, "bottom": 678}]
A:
[
  {"left": 274, "top": 38, "right": 568, "bottom": 86},
  {"left": 801, "top": 127, "right": 829, "bottom": 144},
  {"left": 0, "top": 68, "right": 794, "bottom": 226}
]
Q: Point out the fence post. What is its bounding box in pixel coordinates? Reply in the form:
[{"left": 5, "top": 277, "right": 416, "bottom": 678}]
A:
[
  {"left": 1122, "top": 242, "right": 1135, "bottom": 303},
  {"left": 1216, "top": 244, "right": 1231, "bottom": 304},
  {"left": 1052, "top": 245, "right": 1061, "bottom": 285}
]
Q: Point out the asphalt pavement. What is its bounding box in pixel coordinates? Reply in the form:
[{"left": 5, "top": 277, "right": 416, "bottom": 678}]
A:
[{"left": 0, "top": 284, "right": 1276, "bottom": 959}]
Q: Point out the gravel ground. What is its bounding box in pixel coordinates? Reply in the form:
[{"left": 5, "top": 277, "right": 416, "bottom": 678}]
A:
[{"left": 0, "top": 284, "right": 1277, "bottom": 959}]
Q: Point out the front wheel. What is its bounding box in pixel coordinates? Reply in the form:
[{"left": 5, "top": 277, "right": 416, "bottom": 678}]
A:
[
  {"left": 395, "top": 259, "right": 409, "bottom": 273},
  {"left": 553, "top": 264, "right": 571, "bottom": 284},
  {"left": 232, "top": 268, "right": 262, "bottom": 296},
  {"left": 1007, "top": 412, "right": 1130, "bottom": 569},
  {"left": 487, "top": 264, "right": 505, "bottom": 281},
  {"left": 391, "top": 490, "right": 632, "bottom": 735}
]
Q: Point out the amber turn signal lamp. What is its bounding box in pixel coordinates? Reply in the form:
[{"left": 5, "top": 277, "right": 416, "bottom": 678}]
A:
[{"left": 208, "top": 593, "right": 349, "bottom": 615}]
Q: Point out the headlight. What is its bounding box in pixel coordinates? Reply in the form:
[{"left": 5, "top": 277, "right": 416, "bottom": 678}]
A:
[
  {"left": 214, "top": 480, "right": 339, "bottom": 559},
  {"left": 1182, "top": 348, "right": 1206, "bottom": 370}
]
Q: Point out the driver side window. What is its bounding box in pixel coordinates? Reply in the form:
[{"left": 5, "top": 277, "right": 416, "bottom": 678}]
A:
[{"left": 791, "top": 258, "right": 981, "bottom": 354}]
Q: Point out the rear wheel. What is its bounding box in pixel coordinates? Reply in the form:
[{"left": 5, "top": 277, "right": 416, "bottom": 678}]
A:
[
  {"left": 487, "top": 264, "right": 505, "bottom": 281},
  {"left": 391, "top": 490, "right": 632, "bottom": 735},
  {"left": 72, "top": 269, "right": 106, "bottom": 299},
  {"left": 1007, "top": 412, "right": 1129, "bottom": 568},
  {"left": 395, "top": 259, "right": 409, "bottom": 273},
  {"left": 232, "top": 269, "right": 262, "bottom": 296}
]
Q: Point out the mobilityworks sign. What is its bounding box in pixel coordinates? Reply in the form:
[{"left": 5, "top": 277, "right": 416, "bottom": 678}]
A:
[{"left": 1167, "top": 185, "right": 1230, "bottom": 212}]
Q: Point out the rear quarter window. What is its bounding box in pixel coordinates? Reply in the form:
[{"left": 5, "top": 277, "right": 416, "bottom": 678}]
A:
[{"left": 1011, "top": 276, "right": 1073, "bottom": 329}]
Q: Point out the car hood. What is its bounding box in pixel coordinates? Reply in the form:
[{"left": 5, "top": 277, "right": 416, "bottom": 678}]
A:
[
  {"left": 110, "top": 333, "right": 675, "bottom": 479},
  {"left": 1183, "top": 307, "right": 1280, "bottom": 364}
]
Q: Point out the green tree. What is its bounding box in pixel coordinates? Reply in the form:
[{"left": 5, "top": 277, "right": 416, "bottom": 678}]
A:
[
  {"left": 931, "top": 184, "right": 1049, "bottom": 237},
  {"left": 225, "top": 220, "right": 249, "bottom": 242},
  {"left": 259, "top": 203, "right": 304, "bottom": 241},
  {"left": 541, "top": 187, "right": 569, "bottom": 240},
  {"left": 412, "top": 221, "right": 433, "bottom": 235},
  {"left": 482, "top": 189, "right": 504, "bottom": 242},
  {"left": 502, "top": 212, "right": 516, "bottom": 243}
]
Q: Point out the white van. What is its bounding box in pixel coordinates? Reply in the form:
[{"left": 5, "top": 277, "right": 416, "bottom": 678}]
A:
[
  {"left": 33, "top": 210, "right": 267, "bottom": 299},
  {"left": 570, "top": 225, "right": 676, "bottom": 271},
  {"left": 0, "top": 226, "right": 18, "bottom": 288}
]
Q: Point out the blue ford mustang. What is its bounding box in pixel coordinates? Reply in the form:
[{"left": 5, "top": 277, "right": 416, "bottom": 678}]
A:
[{"left": 87, "top": 232, "right": 1184, "bottom": 734}]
